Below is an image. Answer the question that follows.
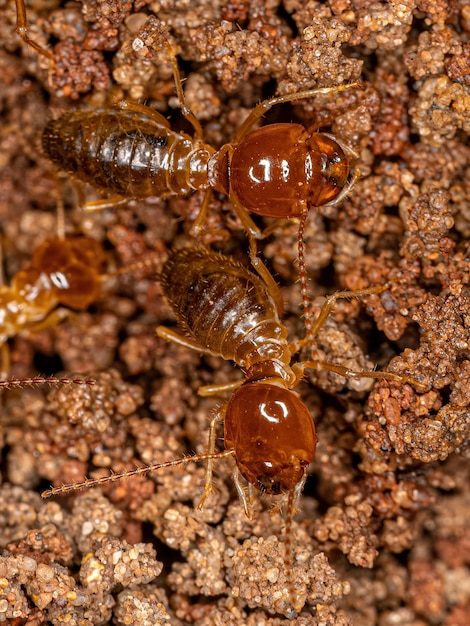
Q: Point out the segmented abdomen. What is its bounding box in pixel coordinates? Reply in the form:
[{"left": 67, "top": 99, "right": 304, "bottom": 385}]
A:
[
  {"left": 42, "top": 110, "right": 197, "bottom": 198},
  {"left": 160, "top": 248, "right": 287, "bottom": 367}
]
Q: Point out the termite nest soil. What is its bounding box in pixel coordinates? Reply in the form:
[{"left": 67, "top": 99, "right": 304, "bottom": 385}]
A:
[{"left": 0, "top": 0, "right": 469, "bottom": 623}]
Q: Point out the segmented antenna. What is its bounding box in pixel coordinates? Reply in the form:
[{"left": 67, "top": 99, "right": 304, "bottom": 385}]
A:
[
  {"left": 283, "top": 465, "right": 305, "bottom": 618},
  {"left": 41, "top": 449, "right": 235, "bottom": 498},
  {"left": 0, "top": 376, "right": 95, "bottom": 389},
  {"left": 297, "top": 209, "right": 316, "bottom": 355}
]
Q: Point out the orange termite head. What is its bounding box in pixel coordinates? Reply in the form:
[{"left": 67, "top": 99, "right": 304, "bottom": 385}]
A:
[
  {"left": 29, "top": 237, "right": 106, "bottom": 309},
  {"left": 224, "top": 382, "right": 317, "bottom": 494},
  {"left": 224, "top": 124, "right": 350, "bottom": 219}
]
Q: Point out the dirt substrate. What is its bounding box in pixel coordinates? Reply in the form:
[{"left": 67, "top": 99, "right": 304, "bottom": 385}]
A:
[{"left": 0, "top": 0, "right": 469, "bottom": 624}]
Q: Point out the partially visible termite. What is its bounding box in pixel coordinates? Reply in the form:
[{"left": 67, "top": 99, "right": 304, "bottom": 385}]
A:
[
  {"left": 0, "top": 190, "right": 158, "bottom": 376},
  {"left": 14, "top": 3, "right": 360, "bottom": 303},
  {"left": 0, "top": 232, "right": 106, "bottom": 375},
  {"left": 42, "top": 246, "right": 424, "bottom": 616}
]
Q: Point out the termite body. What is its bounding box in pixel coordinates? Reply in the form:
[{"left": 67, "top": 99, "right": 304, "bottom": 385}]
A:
[
  {"left": 13, "top": 0, "right": 357, "bottom": 236},
  {"left": 39, "top": 55, "right": 358, "bottom": 336},
  {"left": 158, "top": 247, "right": 317, "bottom": 499},
  {"left": 0, "top": 229, "right": 160, "bottom": 374},
  {"left": 41, "top": 102, "right": 354, "bottom": 237},
  {"left": 14, "top": 0, "right": 360, "bottom": 318}
]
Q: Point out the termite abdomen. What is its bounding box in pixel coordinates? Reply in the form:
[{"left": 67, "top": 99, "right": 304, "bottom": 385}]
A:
[
  {"left": 160, "top": 247, "right": 285, "bottom": 366},
  {"left": 42, "top": 111, "right": 214, "bottom": 198}
]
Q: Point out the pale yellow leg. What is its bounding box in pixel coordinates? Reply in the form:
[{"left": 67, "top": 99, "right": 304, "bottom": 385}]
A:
[
  {"left": 197, "top": 406, "right": 227, "bottom": 510},
  {"left": 15, "top": 0, "right": 53, "bottom": 59},
  {"left": 117, "top": 100, "right": 170, "bottom": 128},
  {"left": 156, "top": 325, "right": 217, "bottom": 356},
  {"left": 232, "top": 83, "right": 360, "bottom": 145}
]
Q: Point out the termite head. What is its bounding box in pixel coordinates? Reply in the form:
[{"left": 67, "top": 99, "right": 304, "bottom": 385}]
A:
[
  {"left": 28, "top": 237, "right": 106, "bottom": 309},
  {"left": 224, "top": 382, "right": 317, "bottom": 494},
  {"left": 226, "top": 124, "right": 350, "bottom": 219}
]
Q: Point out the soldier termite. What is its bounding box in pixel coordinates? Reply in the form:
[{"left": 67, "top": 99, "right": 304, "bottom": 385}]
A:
[
  {"left": 14, "top": 2, "right": 361, "bottom": 303},
  {"left": 42, "top": 246, "right": 424, "bottom": 617}
]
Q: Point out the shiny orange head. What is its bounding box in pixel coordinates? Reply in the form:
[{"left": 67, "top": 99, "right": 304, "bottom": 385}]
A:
[
  {"left": 29, "top": 237, "right": 106, "bottom": 309},
  {"left": 228, "top": 124, "right": 350, "bottom": 219},
  {"left": 224, "top": 382, "right": 317, "bottom": 494}
]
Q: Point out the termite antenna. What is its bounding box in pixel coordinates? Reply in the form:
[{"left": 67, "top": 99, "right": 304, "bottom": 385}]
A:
[
  {"left": 297, "top": 209, "right": 316, "bottom": 354},
  {"left": 41, "top": 449, "right": 235, "bottom": 498},
  {"left": 283, "top": 464, "right": 306, "bottom": 618},
  {"left": 101, "top": 256, "right": 163, "bottom": 281},
  {"left": 0, "top": 376, "right": 95, "bottom": 390}
]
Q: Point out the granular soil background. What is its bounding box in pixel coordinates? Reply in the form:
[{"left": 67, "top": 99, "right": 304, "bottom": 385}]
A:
[{"left": 0, "top": 0, "right": 469, "bottom": 624}]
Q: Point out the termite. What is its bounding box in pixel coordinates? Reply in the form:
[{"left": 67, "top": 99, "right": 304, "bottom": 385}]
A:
[
  {"left": 14, "top": 2, "right": 360, "bottom": 299},
  {"left": 0, "top": 232, "right": 106, "bottom": 375},
  {"left": 42, "top": 246, "right": 424, "bottom": 616},
  {"left": 0, "top": 196, "right": 157, "bottom": 376}
]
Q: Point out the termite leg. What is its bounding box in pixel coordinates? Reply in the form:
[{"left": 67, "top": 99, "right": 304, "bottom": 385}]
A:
[
  {"left": 23, "top": 308, "right": 71, "bottom": 334},
  {"left": 55, "top": 188, "right": 66, "bottom": 241},
  {"left": 297, "top": 239, "right": 392, "bottom": 358},
  {"left": 156, "top": 326, "right": 217, "bottom": 356},
  {"left": 157, "top": 327, "right": 245, "bottom": 393},
  {"left": 226, "top": 191, "right": 264, "bottom": 240},
  {"left": 248, "top": 237, "right": 284, "bottom": 316},
  {"left": 117, "top": 100, "right": 171, "bottom": 128},
  {"left": 291, "top": 284, "right": 425, "bottom": 389},
  {"left": 310, "top": 284, "right": 390, "bottom": 339},
  {"left": 15, "top": 0, "right": 52, "bottom": 59},
  {"left": 232, "top": 83, "right": 360, "bottom": 145},
  {"left": 197, "top": 406, "right": 227, "bottom": 510},
  {"left": 289, "top": 281, "right": 426, "bottom": 390},
  {"left": 232, "top": 466, "right": 251, "bottom": 518},
  {"left": 84, "top": 196, "right": 130, "bottom": 213},
  {"left": 198, "top": 380, "right": 244, "bottom": 397},
  {"left": 189, "top": 189, "right": 213, "bottom": 238},
  {"left": 71, "top": 172, "right": 129, "bottom": 214},
  {"left": 165, "top": 43, "right": 203, "bottom": 139},
  {"left": 299, "top": 359, "right": 426, "bottom": 389},
  {"left": 0, "top": 343, "right": 11, "bottom": 381}
]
